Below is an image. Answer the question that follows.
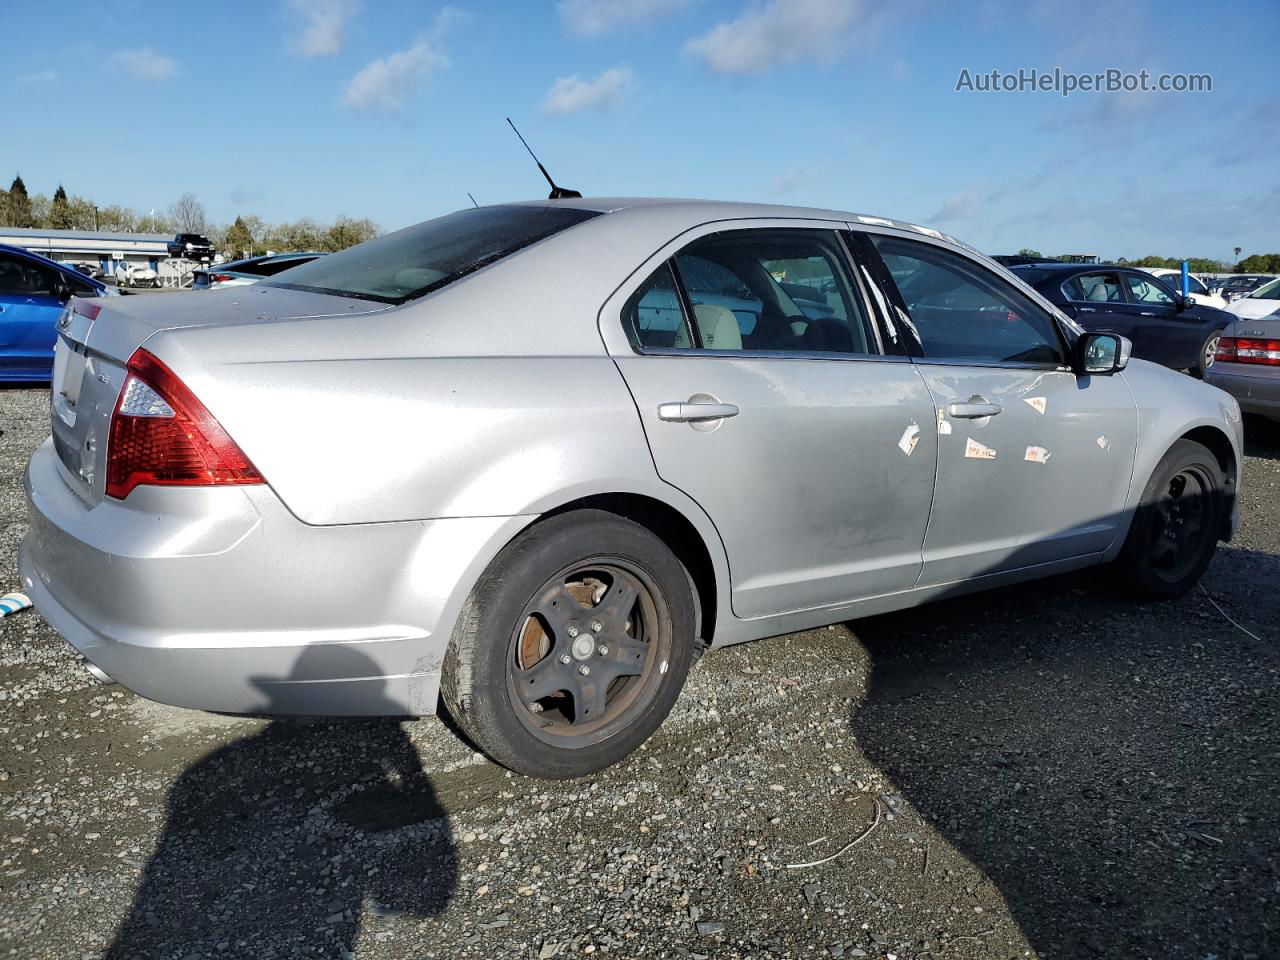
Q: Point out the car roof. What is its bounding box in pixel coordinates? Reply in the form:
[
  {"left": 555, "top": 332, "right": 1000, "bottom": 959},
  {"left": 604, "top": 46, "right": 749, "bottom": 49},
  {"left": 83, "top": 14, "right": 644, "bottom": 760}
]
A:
[{"left": 502, "top": 196, "right": 979, "bottom": 252}]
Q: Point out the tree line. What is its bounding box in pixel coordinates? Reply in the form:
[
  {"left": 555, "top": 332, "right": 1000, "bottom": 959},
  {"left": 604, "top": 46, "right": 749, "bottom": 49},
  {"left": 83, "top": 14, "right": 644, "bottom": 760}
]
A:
[
  {"left": 1019, "top": 249, "right": 1280, "bottom": 275},
  {"left": 0, "top": 175, "right": 379, "bottom": 258}
]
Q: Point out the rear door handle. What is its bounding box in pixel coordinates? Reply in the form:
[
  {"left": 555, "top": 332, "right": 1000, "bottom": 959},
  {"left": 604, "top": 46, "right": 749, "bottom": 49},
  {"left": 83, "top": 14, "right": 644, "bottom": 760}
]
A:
[
  {"left": 1140, "top": 311, "right": 1156, "bottom": 317},
  {"left": 657, "top": 401, "right": 739, "bottom": 422},
  {"left": 1077, "top": 306, "right": 1096, "bottom": 313},
  {"left": 948, "top": 400, "right": 1003, "bottom": 419}
]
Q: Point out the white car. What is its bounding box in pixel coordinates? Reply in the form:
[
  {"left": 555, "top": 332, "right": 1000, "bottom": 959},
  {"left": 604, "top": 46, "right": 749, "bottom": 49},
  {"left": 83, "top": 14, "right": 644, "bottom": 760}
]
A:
[
  {"left": 115, "top": 262, "right": 160, "bottom": 289},
  {"left": 1225, "top": 276, "right": 1280, "bottom": 320},
  {"left": 1142, "top": 269, "right": 1227, "bottom": 310}
]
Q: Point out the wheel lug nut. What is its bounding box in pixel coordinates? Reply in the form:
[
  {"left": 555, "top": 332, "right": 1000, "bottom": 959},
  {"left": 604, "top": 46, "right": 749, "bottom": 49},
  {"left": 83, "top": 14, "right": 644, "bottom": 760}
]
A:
[
  {"left": 590, "top": 620, "right": 603, "bottom": 633},
  {"left": 597, "top": 644, "right": 609, "bottom": 656},
  {"left": 567, "top": 626, "right": 579, "bottom": 638},
  {"left": 558, "top": 654, "right": 572, "bottom": 665},
  {"left": 578, "top": 664, "right": 591, "bottom": 676},
  {"left": 529, "top": 702, "right": 544, "bottom": 713}
]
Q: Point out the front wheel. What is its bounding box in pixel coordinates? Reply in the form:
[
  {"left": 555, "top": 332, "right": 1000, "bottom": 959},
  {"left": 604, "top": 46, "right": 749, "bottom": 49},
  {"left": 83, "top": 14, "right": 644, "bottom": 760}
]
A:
[
  {"left": 440, "top": 510, "right": 697, "bottom": 779},
  {"left": 1112, "top": 439, "right": 1224, "bottom": 600}
]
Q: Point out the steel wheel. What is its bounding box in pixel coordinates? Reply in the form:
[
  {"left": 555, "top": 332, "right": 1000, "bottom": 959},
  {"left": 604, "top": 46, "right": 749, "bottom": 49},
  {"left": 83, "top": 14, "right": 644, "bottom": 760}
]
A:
[
  {"left": 1146, "top": 466, "right": 1215, "bottom": 584},
  {"left": 507, "top": 559, "right": 669, "bottom": 747}
]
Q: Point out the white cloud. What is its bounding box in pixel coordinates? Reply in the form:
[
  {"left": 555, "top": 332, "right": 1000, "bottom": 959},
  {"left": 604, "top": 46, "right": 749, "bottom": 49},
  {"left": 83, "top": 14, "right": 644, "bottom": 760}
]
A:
[
  {"left": 287, "top": 0, "right": 360, "bottom": 57},
  {"left": 110, "top": 48, "right": 177, "bottom": 82},
  {"left": 558, "top": 0, "right": 694, "bottom": 36},
  {"left": 341, "top": 8, "right": 462, "bottom": 111},
  {"left": 769, "top": 166, "right": 811, "bottom": 195},
  {"left": 684, "top": 0, "right": 870, "bottom": 74},
  {"left": 929, "top": 184, "right": 1007, "bottom": 225},
  {"left": 542, "top": 66, "right": 634, "bottom": 115}
]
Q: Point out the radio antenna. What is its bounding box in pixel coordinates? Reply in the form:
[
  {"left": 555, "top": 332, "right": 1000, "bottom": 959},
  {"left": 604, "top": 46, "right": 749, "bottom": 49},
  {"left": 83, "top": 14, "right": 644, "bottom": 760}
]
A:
[
  {"left": 506, "top": 117, "right": 582, "bottom": 199},
  {"left": 467, "top": 192, "right": 479, "bottom": 208}
]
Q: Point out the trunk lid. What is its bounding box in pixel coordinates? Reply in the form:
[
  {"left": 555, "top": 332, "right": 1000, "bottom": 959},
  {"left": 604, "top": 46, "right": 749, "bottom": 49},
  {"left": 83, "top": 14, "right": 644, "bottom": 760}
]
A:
[{"left": 49, "top": 285, "right": 386, "bottom": 505}]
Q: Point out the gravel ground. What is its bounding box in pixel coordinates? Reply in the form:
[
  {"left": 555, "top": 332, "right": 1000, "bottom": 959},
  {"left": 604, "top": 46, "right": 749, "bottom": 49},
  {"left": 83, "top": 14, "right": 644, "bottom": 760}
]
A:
[{"left": 1, "top": 384, "right": 1277, "bottom": 960}]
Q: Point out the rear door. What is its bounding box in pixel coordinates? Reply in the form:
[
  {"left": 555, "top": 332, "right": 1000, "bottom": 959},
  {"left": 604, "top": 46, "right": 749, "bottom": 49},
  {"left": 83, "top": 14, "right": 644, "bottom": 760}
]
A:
[
  {"left": 607, "top": 224, "right": 938, "bottom": 620},
  {"left": 856, "top": 232, "right": 1138, "bottom": 585},
  {"left": 0, "top": 252, "right": 65, "bottom": 379}
]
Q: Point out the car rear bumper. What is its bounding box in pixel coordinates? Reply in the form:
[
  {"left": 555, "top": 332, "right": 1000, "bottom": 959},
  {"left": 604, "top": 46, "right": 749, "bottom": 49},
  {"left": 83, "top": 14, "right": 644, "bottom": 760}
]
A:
[
  {"left": 1206, "top": 363, "right": 1280, "bottom": 420},
  {"left": 21, "top": 438, "right": 527, "bottom": 716}
]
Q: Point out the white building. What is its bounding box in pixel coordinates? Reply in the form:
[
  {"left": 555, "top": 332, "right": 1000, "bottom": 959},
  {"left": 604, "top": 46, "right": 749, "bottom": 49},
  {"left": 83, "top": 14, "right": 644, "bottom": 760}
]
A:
[{"left": 0, "top": 226, "right": 172, "bottom": 275}]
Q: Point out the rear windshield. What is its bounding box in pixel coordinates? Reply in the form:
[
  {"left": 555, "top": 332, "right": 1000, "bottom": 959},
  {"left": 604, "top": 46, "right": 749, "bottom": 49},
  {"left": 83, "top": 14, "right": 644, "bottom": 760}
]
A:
[{"left": 266, "top": 205, "right": 601, "bottom": 303}]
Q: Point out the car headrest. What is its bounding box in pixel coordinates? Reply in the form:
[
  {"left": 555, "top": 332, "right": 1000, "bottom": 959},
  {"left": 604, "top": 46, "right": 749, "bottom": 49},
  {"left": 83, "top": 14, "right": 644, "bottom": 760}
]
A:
[
  {"left": 692, "top": 303, "right": 742, "bottom": 350},
  {"left": 1086, "top": 281, "right": 1110, "bottom": 301}
]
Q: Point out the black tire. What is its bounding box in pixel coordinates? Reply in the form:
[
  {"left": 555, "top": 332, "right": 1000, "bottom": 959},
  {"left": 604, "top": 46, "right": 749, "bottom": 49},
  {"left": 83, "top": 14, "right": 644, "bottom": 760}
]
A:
[
  {"left": 1112, "top": 439, "right": 1224, "bottom": 600},
  {"left": 440, "top": 509, "right": 696, "bottom": 779},
  {"left": 1191, "top": 330, "right": 1223, "bottom": 379}
]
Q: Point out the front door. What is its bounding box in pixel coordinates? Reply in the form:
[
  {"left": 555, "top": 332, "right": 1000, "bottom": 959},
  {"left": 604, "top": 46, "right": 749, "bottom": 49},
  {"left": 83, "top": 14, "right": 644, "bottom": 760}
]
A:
[
  {"left": 609, "top": 227, "right": 939, "bottom": 620},
  {"left": 1116, "top": 271, "right": 1207, "bottom": 369},
  {"left": 859, "top": 232, "right": 1138, "bottom": 586}
]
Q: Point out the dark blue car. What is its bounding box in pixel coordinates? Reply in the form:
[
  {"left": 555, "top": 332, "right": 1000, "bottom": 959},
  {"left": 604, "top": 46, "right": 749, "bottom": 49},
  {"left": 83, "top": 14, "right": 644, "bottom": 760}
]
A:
[{"left": 0, "top": 242, "right": 111, "bottom": 381}]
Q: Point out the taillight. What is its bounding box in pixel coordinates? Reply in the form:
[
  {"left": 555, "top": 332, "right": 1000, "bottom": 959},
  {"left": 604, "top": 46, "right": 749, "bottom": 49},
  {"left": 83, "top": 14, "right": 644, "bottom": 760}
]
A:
[
  {"left": 105, "top": 349, "right": 263, "bottom": 499},
  {"left": 1215, "top": 336, "right": 1280, "bottom": 366},
  {"left": 210, "top": 273, "right": 233, "bottom": 283}
]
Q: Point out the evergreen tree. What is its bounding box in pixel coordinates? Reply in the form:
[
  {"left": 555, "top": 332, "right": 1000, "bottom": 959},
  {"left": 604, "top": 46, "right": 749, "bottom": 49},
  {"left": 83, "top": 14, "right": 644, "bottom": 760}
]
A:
[
  {"left": 49, "top": 183, "right": 73, "bottom": 229},
  {"left": 7, "top": 175, "right": 33, "bottom": 227}
]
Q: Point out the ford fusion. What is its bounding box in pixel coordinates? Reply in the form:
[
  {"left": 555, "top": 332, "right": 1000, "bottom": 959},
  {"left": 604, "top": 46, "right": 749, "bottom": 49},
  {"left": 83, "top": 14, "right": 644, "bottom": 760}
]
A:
[{"left": 22, "top": 199, "right": 1243, "bottom": 778}]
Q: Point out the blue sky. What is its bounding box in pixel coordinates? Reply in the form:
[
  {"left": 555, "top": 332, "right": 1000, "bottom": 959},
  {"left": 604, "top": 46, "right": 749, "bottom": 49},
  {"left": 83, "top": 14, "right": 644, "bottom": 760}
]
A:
[{"left": 6, "top": 0, "right": 1278, "bottom": 260}]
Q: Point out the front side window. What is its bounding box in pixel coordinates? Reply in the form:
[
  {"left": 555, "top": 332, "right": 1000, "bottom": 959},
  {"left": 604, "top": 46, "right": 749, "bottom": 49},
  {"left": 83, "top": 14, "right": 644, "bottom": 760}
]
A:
[
  {"left": 871, "top": 235, "right": 1064, "bottom": 365},
  {"left": 1125, "top": 273, "right": 1174, "bottom": 304},
  {"left": 1062, "top": 272, "right": 1124, "bottom": 303},
  {"left": 268, "top": 205, "right": 600, "bottom": 303},
  {"left": 672, "top": 230, "right": 874, "bottom": 354}
]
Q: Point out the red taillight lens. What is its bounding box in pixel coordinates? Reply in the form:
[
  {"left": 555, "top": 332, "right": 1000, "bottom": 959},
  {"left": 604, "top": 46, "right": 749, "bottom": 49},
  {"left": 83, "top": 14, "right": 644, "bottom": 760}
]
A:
[
  {"left": 1215, "top": 336, "right": 1280, "bottom": 366},
  {"left": 105, "top": 349, "right": 264, "bottom": 499},
  {"left": 210, "top": 273, "right": 233, "bottom": 283}
]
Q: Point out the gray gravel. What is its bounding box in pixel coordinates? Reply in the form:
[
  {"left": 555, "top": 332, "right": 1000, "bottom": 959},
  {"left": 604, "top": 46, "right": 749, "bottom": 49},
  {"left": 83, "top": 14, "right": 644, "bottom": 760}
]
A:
[{"left": 1, "top": 385, "right": 1277, "bottom": 959}]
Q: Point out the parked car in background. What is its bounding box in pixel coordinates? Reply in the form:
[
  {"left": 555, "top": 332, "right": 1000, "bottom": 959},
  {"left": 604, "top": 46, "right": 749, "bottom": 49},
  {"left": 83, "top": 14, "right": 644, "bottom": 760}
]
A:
[
  {"left": 192, "top": 252, "right": 325, "bottom": 291},
  {"left": 166, "top": 233, "right": 215, "bottom": 261},
  {"left": 1224, "top": 276, "right": 1280, "bottom": 320},
  {"left": 1142, "top": 268, "right": 1227, "bottom": 309},
  {"left": 1207, "top": 311, "right": 1280, "bottom": 421},
  {"left": 115, "top": 262, "right": 160, "bottom": 288},
  {"left": 992, "top": 254, "right": 1065, "bottom": 267},
  {"left": 1219, "top": 274, "right": 1275, "bottom": 302},
  {"left": 0, "top": 242, "right": 112, "bottom": 381},
  {"left": 69, "top": 261, "right": 104, "bottom": 280},
  {"left": 20, "top": 199, "right": 1243, "bottom": 778},
  {"left": 1011, "top": 263, "right": 1231, "bottom": 376}
]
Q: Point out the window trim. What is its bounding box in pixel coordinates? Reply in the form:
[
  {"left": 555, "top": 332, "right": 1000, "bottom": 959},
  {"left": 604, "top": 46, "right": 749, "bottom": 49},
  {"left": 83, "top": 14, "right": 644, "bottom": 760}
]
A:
[
  {"left": 859, "top": 230, "right": 1073, "bottom": 370},
  {"left": 622, "top": 227, "right": 888, "bottom": 360}
]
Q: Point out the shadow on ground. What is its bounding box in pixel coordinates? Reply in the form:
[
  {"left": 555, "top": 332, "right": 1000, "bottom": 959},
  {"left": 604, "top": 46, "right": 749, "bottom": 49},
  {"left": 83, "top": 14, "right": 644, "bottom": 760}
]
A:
[
  {"left": 104, "top": 648, "right": 457, "bottom": 958},
  {"left": 850, "top": 547, "right": 1279, "bottom": 958}
]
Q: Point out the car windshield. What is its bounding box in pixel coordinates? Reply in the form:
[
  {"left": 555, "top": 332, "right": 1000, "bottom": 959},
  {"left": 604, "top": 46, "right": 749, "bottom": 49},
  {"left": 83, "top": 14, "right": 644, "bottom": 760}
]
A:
[
  {"left": 1246, "top": 277, "right": 1280, "bottom": 300},
  {"left": 266, "top": 205, "right": 601, "bottom": 303}
]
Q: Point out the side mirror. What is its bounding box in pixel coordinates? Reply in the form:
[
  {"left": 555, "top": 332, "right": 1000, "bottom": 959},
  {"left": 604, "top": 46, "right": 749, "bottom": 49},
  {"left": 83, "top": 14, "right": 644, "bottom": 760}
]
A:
[
  {"left": 1075, "top": 332, "right": 1131, "bottom": 375},
  {"left": 1174, "top": 293, "right": 1194, "bottom": 311},
  {"left": 52, "top": 279, "right": 73, "bottom": 302}
]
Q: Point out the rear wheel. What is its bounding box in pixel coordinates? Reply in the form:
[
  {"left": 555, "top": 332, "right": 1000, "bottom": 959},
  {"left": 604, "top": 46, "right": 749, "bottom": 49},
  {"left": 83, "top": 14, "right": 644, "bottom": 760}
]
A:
[
  {"left": 1112, "top": 439, "right": 1224, "bottom": 599},
  {"left": 1191, "top": 330, "right": 1222, "bottom": 378},
  {"left": 440, "top": 510, "right": 696, "bottom": 778}
]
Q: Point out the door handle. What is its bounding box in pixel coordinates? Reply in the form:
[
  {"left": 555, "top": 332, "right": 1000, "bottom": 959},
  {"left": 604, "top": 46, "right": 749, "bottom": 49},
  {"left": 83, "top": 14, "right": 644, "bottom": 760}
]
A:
[
  {"left": 657, "top": 401, "right": 739, "bottom": 422},
  {"left": 948, "top": 400, "right": 1002, "bottom": 419},
  {"left": 1077, "top": 306, "right": 1096, "bottom": 313},
  {"left": 1140, "top": 311, "right": 1155, "bottom": 317}
]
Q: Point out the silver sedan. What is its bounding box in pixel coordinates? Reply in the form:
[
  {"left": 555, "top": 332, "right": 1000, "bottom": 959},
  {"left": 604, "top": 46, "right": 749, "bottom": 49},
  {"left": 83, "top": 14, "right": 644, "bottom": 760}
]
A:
[
  {"left": 21, "top": 199, "right": 1244, "bottom": 777},
  {"left": 1206, "top": 312, "right": 1280, "bottom": 421}
]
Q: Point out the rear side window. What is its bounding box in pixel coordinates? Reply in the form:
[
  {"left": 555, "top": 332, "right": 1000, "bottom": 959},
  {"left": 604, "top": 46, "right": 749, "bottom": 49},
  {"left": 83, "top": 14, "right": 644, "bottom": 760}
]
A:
[
  {"left": 267, "top": 205, "right": 600, "bottom": 303},
  {"left": 672, "top": 230, "right": 875, "bottom": 354},
  {"left": 624, "top": 263, "right": 692, "bottom": 349},
  {"left": 1063, "top": 272, "right": 1124, "bottom": 302},
  {"left": 871, "top": 234, "right": 1064, "bottom": 365}
]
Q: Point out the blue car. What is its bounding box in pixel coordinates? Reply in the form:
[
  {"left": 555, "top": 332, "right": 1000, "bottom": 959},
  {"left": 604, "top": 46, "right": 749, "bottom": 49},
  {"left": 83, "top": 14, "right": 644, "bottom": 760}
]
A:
[{"left": 1, "top": 243, "right": 113, "bottom": 381}]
